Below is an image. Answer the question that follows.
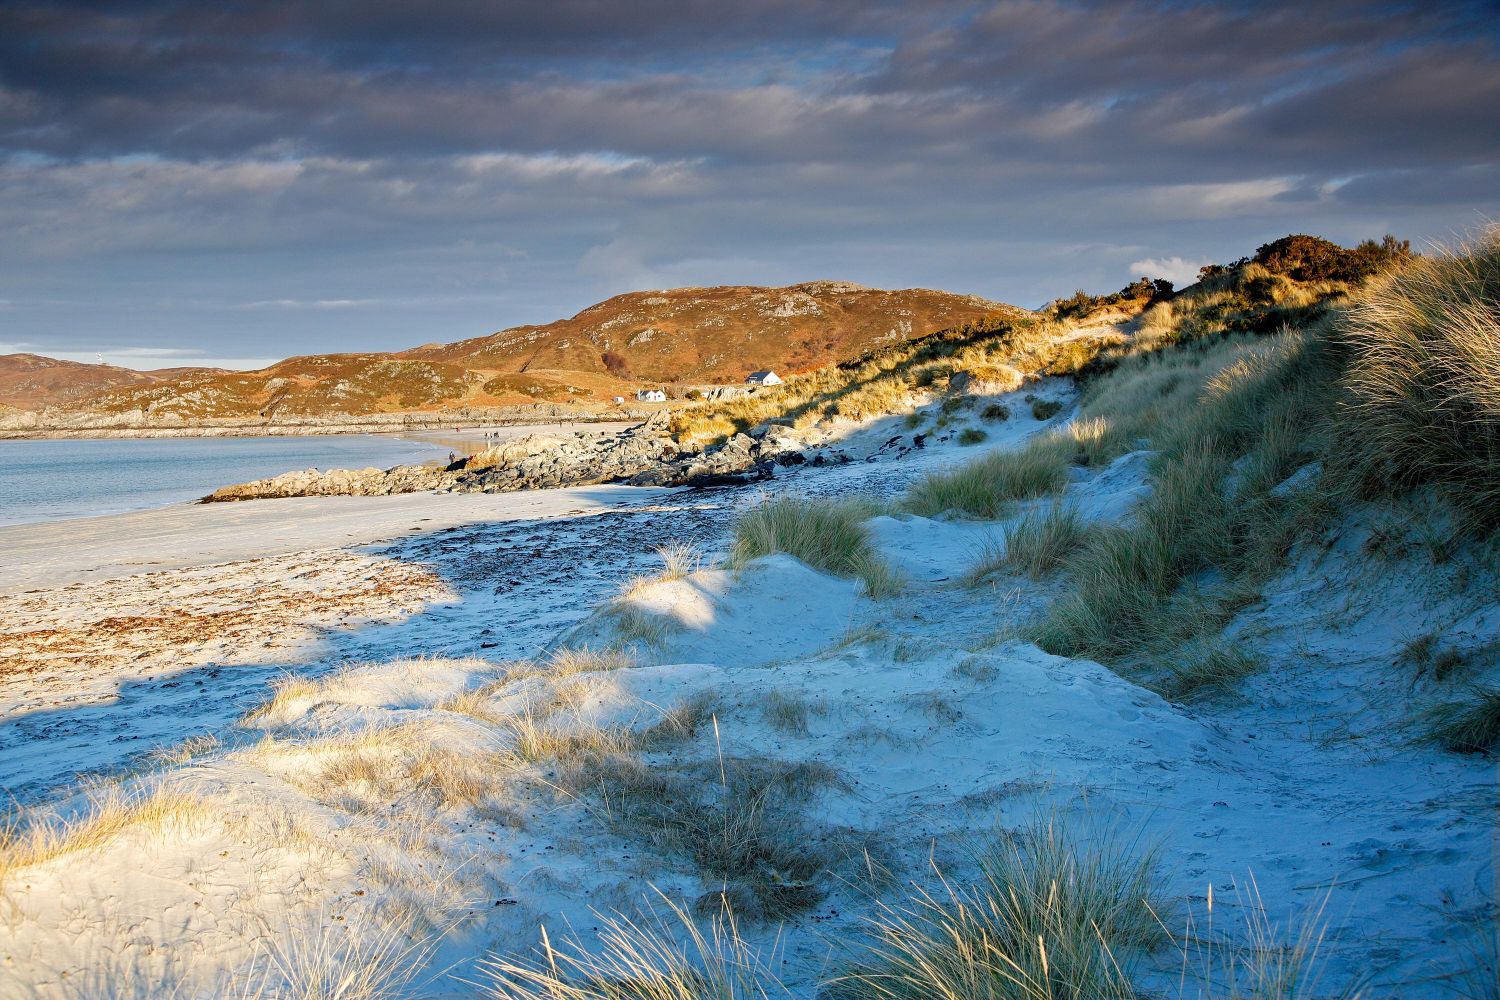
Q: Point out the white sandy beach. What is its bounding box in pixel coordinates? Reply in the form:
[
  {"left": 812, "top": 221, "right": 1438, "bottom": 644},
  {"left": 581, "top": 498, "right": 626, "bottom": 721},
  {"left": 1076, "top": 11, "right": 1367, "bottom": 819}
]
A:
[{"left": 0, "top": 379, "right": 1493, "bottom": 998}]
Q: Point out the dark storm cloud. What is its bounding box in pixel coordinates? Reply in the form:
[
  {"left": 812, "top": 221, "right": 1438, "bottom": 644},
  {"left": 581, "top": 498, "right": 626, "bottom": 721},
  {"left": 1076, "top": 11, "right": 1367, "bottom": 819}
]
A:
[{"left": 0, "top": 0, "right": 1495, "bottom": 366}]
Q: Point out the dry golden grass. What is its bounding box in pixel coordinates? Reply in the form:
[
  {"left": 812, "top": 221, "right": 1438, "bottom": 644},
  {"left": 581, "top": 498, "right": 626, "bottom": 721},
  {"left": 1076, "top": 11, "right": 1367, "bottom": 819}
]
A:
[
  {"left": 270, "top": 723, "right": 514, "bottom": 814},
  {"left": 506, "top": 708, "right": 643, "bottom": 764},
  {"left": 1172, "top": 876, "right": 1361, "bottom": 1000},
  {"left": 438, "top": 677, "right": 517, "bottom": 724},
  {"left": 239, "top": 906, "right": 441, "bottom": 1000},
  {"left": 480, "top": 894, "right": 791, "bottom": 999},
  {"left": 146, "top": 732, "right": 223, "bottom": 766},
  {"left": 0, "top": 785, "right": 208, "bottom": 892},
  {"left": 241, "top": 673, "right": 325, "bottom": 726},
  {"left": 668, "top": 315, "right": 1114, "bottom": 446},
  {"left": 546, "top": 647, "right": 637, "bottom": 676}
]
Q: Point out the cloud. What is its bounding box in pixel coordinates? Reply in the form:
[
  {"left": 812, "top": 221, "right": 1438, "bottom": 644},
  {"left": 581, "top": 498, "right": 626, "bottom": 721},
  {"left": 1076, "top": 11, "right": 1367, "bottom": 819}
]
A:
[
  {"left": 0, "top": 0, "right": 1494, "bottom": 361},
  {"left": 1128, "top": 256, "right": 1211, "bottom": 288}
]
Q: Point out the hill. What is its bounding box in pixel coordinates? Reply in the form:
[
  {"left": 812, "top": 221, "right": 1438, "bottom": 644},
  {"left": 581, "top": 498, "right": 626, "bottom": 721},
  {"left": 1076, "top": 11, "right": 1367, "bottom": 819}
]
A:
[
  {"left": 0, "top": 353, "right": 219, "bottom": 412},
  {"left": 403, "top": 281, "right": 1021, "bottom": 382},
  {"left": 10, "top": 283, "right": 1021, "bottom": 427}
]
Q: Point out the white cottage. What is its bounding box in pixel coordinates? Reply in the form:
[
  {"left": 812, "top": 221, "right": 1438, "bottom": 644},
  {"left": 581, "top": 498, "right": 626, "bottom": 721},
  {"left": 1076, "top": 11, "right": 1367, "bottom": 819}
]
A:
[
  {"left": 636, "top": 388, "right": 667, "bottom": 402},
  {"left": 745, "top": 370, "right": 783, "bottom": 387}
]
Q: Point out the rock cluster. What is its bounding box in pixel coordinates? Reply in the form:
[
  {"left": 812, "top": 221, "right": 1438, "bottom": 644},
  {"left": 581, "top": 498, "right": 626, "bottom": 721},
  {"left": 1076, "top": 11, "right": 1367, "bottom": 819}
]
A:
[{"left": 202, "top": 418, "right": 816, "bottom": 502}]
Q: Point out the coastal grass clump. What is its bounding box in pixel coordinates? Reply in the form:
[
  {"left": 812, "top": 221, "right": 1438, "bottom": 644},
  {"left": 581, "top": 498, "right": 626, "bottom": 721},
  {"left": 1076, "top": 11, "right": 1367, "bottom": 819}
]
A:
[
  {"left": 730, "top": 497, "right": 902, "bottom": 597},
  {"left": 1026, "top": 330, "right": 1342, "bottom": 676},
  {"left": 480, "top": 895, "right": 791, "bottom": 999},
  {"left": 0, "top": 785, "right": 208, "bottom": 893},
  {"left": 1426, "top": 688, "right": 1500, "bottom": 754},
  {"left": 839, "top": 816, "right": 1166, "bottom": 1000},
  {"left": 557, "top": 748, "right": 844, "bottom": 921},
  {"left": 759, "top": 689, "right": 828, "bottom": 735},
  {"left": 1001, "top": 505, "right": 1088, "bottom": 578},
  {"left": 903, "top": 444, "right": 1070, "bottom": 519},
  {"left": 546, "top": 647, "right": 636, "bottom": 676},
  {"left": 1172, "top": 876, "right": 1361, "bottom": 1000},
  {"left": 1162, "top": 643, "right": 1262, "bottom": 701},
  {"left": 958, "top": 427, "right": 988, "bottom": 446},
  {"left": 1335, "top": 226, "right": 1500, "bottom": 531}
]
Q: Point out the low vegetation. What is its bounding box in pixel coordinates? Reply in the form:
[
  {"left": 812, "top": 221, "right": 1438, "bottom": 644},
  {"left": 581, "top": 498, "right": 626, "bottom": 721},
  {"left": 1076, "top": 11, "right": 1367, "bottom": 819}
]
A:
[
  {"left": 957, "top": 427, "right": 988, "bottom": 446},
  {"left": 891, "top": 229, "right": 1493, "bottom": 708},
  {"left": 839, "top": 815, "right": 1166, "bottom": 1000},
  {"left": 1335, "top": 228, "right": 1500, "bottom": 529},
  {"left": 669, "top": 314, "right": 1121, "bottom": 445},
  {"left": 1162, "top": 644, "right": 1262, "bottom": 701},
  {"left": 481, "top": 895, "right": 791, "bottom": 999},
  {"left": 1199, "top": 233, "right": 1411, "bottom": 285},
  {"left": 903, "top": 444, "right": 1070, "bottom": 519},
  {"left": 730, "top": 497, "right": 903, "bottom": 597},
  {"left": 999, "top": 505, "right": 1088, "bottom": 579},
  {"left": 1, "top": 785, "right": 207, "bottom": 893},
  {"left": 1426, "top": 689, "right": 1500, "bottom": 754},
  {"left": 1051, "top": 276, "right": 1174, "bottom": 322}
]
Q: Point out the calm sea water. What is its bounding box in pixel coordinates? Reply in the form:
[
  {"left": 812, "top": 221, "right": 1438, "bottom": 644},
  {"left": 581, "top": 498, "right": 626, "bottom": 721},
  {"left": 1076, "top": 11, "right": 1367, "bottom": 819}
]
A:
[{"left": 0, "top": 435, "right": 449, "bottom": 527}]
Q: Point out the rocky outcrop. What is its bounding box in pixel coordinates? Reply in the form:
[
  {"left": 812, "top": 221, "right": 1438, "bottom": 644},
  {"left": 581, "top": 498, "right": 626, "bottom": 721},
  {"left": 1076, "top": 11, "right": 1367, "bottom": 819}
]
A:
[
  {"left": 203, "top": 417, "right": 815, "bottom": 502},
  {"left": 204, "top": 464, "right": 461, "bottom": 501}
]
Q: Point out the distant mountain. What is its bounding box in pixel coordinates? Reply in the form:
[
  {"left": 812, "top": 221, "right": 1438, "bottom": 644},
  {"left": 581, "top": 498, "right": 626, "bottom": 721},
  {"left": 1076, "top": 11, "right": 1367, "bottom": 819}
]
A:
[
  {"left": 0, "top": 354, "right": 221, "bottom": 412},
  {"left": 13, "top": 282, "right": 1025, "bottom": 422}
]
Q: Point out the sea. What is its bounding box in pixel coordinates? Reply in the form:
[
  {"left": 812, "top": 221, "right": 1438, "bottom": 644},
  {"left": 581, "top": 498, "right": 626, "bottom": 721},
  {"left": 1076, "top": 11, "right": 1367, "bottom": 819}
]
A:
[{"left": 0, "top": 435, "right": 450, "bottom": 527}]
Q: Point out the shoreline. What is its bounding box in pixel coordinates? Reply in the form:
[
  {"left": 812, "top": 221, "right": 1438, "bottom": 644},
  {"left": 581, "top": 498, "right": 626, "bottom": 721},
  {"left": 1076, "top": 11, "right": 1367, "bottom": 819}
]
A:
[
  {"left": 0, "top": 421, "right": 649, "bottom": 530},
  {"left": 0, "top": 408, "right": 662, "bottom": 440},
  {"left": 0, "top": 482, "right": 682, "bottom": 595}
]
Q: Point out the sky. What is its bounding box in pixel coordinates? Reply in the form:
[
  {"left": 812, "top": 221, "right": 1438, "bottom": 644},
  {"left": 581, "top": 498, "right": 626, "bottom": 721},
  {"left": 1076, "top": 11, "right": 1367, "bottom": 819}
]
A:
[{"left": 1, "top": 1, "right": 1496, "bottom": 370}]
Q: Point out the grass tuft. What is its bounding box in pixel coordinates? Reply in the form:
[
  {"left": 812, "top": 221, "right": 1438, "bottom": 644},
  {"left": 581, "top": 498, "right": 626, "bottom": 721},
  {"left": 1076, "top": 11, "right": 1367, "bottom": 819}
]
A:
[
  {"left": 0, "top": 786, "right": 207, "bottom": 893},
  {"left": 903, "top": 446, "right": 1070, "bottom": 519},
  {"left": 1336, "top": 226, "right": 1500, "bottom": 530},
  {"left": 1002, "top": 505, "right": 1088, "bottom": 578},
  {"left": 839, "top": 815, "right": 1164, "bottom": 1000},
  {"left": 547, "top": 647, "right": 637, "bottom": 676},
  {"left": 730, "top": 497, "right": 902, "bottom": 597},
  {"left": 1162, "top": 644, "right": 1261, "bottom": 701},
  {"left": 1427, "top": 688, "right": 1500, "bottom": 754},
  {"left": 480, "top": 893, "right": 790, "bottom": 999}
]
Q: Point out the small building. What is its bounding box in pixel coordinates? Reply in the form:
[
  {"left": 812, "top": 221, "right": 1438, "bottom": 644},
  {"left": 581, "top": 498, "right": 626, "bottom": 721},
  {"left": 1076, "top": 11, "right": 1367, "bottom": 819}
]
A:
[
  {"left": 636, "top": 388, "right": 667, "bottom": 402},
  {"left": 611, "top": 395, "right": 625, "bottom": 404},
  {"left": 745, "top": 370, "right": 783, "bottom": 387}
]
